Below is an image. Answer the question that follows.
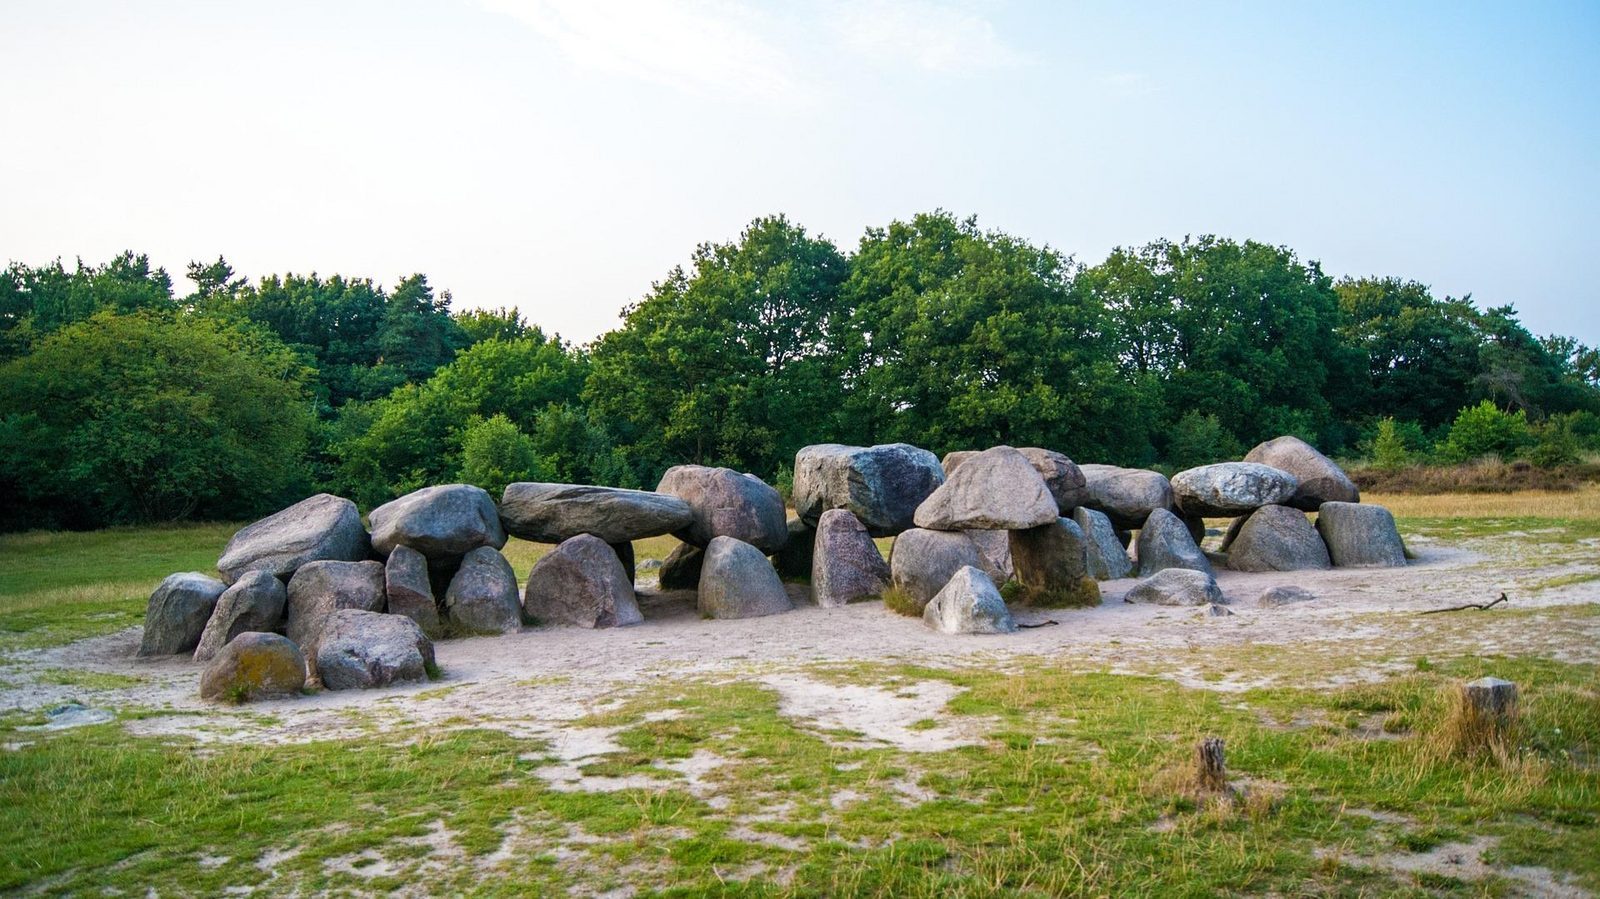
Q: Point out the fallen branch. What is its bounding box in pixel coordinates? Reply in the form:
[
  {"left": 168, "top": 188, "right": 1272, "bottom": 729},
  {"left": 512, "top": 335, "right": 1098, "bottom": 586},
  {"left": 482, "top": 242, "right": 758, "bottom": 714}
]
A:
[
  {"left": 1017, "top": 619, "right": 1060, "bottom": 629},
  {"left": 1420, "top": 593, "right": 1508, "bottom": 615}
]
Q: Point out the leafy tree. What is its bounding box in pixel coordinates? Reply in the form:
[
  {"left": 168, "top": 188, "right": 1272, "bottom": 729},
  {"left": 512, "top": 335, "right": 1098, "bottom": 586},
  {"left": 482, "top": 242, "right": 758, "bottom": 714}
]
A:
[
  {"left": 456, "top": 306, "right": 532, "bottom": 345},
  {"left": 1164, "top": 411, "right": 1242, "bottom": 470},
  {"left": 0, "top": 252, "right": 175, "bottom": 357},
  {"left": 379, "top": 274, "right": 468, "bottom": 383},
  {"left": 1528, "top": 414, "right": 1582, "bottom": 469},
  {"left": 1438, "top": 400, "right": 1532, "bottom": 463},
  {"left": 1369, "top": 418, "right": 1412, "bottom": 469},
  {"left": 460, "top": 414, "right": 542, "bottom": 496}
]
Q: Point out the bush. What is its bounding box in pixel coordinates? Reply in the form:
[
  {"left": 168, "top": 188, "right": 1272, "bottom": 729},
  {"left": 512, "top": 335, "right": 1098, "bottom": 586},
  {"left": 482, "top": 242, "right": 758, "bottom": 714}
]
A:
[
  {"left": 1438, "top": 401, "right": 1531, "bottom": 463},
  {"left": 1529, "top": 415, "right": 1582, "bottom": 469},
  {"left": 1166, "top": 411, "right": 1242, "bottom": 470},
  {"left": 1369, "top": 418, "right": 1411, "bottom": 469},
  {"left": 460, "top": 414, "right": 542, "bottom": 497}
]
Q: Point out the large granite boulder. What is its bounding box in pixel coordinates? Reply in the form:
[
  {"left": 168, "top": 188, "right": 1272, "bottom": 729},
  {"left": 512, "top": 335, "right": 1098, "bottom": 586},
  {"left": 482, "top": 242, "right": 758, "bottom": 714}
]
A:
[
  {"left": 1136, "top": 508, "right": 1213, "bottom": 577},
  {"left": 1080, "top": 465, "right": 1174, "bottom": 531},
  {"left": 284, "top": 560, "right": 386, "bottom": 651},
  {"left": 940, "top": 451, "right": 978, "bottom": 476},
  {"left": 1244, "top": 436, "right": 1360, "bottom": 511},
  {"left": 1226, "top": 505, "right": 1331, "bottom": 572},
  {"left": 698, "top": 536, "right": 793, "bottom": 619},
  {"left": 216, "top": 493, "right": 369, "bottom": 585},
  {"left": 912, "top": 446, "right": 1058, "bottom": 531},
  {"left": 498, "top": 482, "right": 693, "bottom": 544},
  {"left": 384, "top": 545, "right": 440, "bottom": 634},
  {"left": 793, "top": 443, "right": 945, "bottom": 537},
  {"left": 1315, "top": 502, "right": 1407, "bottom": 568},
  {"left": 658, "top": 543, "right": 704, "bottom": 590},
  {"left": 444, "top": 546, "right": 523, "bottom": 634},
  {"left": 1171, "top": 462, "right": 1300, "bottom": 518},
  {"left": 657, "top": 466, "right": 788, "bottom": 553},
  {"left": 314, "top": 609, "right": 434, "bottom": 690},
  {"left": 193, "top": 571, "right": 287, "bottom": 663},
  {"left": 523, "top": 535, "right": 642, "bottom": 628},
  {"left": 1008, "top": 518, "right": 1101, "bottom": 607},
  {"left": 966, "top": 529, "right": 1014, "bottom": 582},
  {"left": 811, "top": 509, "right": 891, "bottom": 608},
  {"left": 139, "top": 572, "right": 227, "bottom": 657},
  {"left": 1017, "top": 448, "right": 1091, "bottom": 513},
  {"left": 771, "top": 517, "right": 816, "bottom": 581},
  {"left": 369, "top": 484, "right": 506, "bottom": 562},
  {"left": 888, "top": 528, "right": 1003, "bottom": 613},
  {"left": 1124, "top": 569, "right": 1225, "bottom": 607},
  {"left": 199, "top": 632, "right": 306, "bottom": 702},
  {"left": 1072, "top": 507, "right": 1134, "bottom": 580},
  {"left": 923, "top": 566, "right": 1016, "bottom": 635}
]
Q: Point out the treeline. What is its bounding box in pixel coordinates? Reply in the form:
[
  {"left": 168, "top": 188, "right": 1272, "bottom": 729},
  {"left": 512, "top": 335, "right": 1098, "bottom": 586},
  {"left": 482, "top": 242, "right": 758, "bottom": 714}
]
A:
[{"left": 3, "top": 212, "right": 1598, "bottom": 530}]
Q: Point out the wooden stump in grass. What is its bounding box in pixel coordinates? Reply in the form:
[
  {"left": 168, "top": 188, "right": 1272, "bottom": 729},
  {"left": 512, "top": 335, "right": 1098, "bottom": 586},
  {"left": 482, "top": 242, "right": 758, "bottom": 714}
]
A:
[
  {"left": 1195, "top": 737, "right": 1228, "bottom": 793},
  {"left": 1461, "top": 677, "right": 1519, "bottom": 742}
]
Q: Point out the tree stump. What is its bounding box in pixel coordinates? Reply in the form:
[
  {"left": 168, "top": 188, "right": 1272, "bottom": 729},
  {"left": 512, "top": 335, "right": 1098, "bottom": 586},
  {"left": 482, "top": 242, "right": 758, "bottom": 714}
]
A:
[
  {"left": 1195, "top": 736, "right": 1227, "bottom": 792},
  {"left": 1460, "top": 676, "right": 1519, "bottom": 747}
]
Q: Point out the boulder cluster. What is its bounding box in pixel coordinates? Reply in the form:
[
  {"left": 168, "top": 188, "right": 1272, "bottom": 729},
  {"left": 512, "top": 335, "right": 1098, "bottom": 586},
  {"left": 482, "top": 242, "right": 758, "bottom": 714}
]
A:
[{"left": 139, "top": 435, "right": 1404, "bottom": 701}]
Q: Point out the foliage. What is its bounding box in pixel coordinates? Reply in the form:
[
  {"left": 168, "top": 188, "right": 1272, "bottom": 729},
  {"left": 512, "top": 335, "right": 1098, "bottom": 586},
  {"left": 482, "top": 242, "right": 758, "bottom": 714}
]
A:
[
  {"left": 1369, "top": 417, "right": 1413, "bottom": 469},
  {"left": 1439, "top": 400, "right": 1532, "bottom": 463},
  {"left": 1165, "top": 411, "right": 1243, "bottom": 470},
  {"left": 1529, "top": 414, "right": 1583, "bottom": 469},
  {"left": 459, "top": 414, "right": 542, "bottom": 497}
]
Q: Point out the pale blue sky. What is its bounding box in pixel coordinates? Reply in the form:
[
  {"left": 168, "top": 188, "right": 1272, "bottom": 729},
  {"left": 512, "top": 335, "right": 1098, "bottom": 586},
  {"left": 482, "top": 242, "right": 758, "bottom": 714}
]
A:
[{"left": 3, "top": 1, "right": 1597, "bottom": 345}]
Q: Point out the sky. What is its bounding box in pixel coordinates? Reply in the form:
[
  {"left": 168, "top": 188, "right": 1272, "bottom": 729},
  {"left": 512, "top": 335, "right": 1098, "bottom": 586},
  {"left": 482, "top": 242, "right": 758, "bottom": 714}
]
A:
[{"left": 3, "top": 0, "right": 1597, "bottom": 346}]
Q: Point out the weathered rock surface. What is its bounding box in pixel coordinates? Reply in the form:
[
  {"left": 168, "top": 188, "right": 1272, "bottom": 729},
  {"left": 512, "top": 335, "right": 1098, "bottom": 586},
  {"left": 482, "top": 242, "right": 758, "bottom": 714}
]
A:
[
  {"left": 1080, "top": 465, "right": 1174, "bottom": 531},
  {"left": 1135, "top": 508, "right": 1214, "bottom": 576},
  {"left": 793, "top": 443, "right": 945, "bottom": 536},
  {"left": 1017, "top": 447, "right": 1091, "bottom": 513},
  {"left": 498, "top": 482, "right": 693, "bottom": 544},
  {"left": 611, "top": 541, "right": 636, "bottom": 584},
  {"left": 698, "top": 536, "right": 793, "bottom": 619},
  {"left": 1315, "top": 502, "right": 1407, "bottom": 568},
  {"left": 657, "top": 466, "right": 788, "bottom": 553},
  {"left": 888, "top": 528, "right": 1003, "bottom": 613},
  {"left": 811, "top": 509, "right": 891, "bottom": 608},
  {"left": 966, "top": 529, "right": 1015, "bottom": 582},
  {"left": 193, "top": 571, "right": 287, "bottom": 663},
  {"left": 1123, "top": 568, "right": 1225, "bottom": 606},
  {"left": 383, "top": 545, "right": 439, "bottom": 634},
  {"left": 284, "top": 560, "right": 386, "bottom": 651},
  {"left": 523, "top": 535, "right": 642, "bottom": 628},
  {"left": 199, "top": 632, "right": 306, "bottom": 701},
  {"left": 444, "top": 546, "right": 523, "bottom": 634},
  {"left": 1226, "top": 505, "right": 1331, "bottom": 572},
  {"left": 369, "top": 484, "right": 507, "bottom": 562},
  {"left": 913, "top": 446, "right": 1058, "bottom": 531},
  {"left": 1008, "top": 518, "right": 1101, "bottom": 607},
  {"left": 772, "top": 517, "right": 816, "bottom": 580},
  {"left": 216, "top": 493, "right": 369, "bottom": 585},
  {"left": 940, "top": 450, "right": 978, "bottom": 476},
  {"left": 1072, "top": 507, "right": 1134, "bottom": 580},
  {"left": 1171, "top": 462, "right": 1300, "bottom": 518},
  {"left": 314, "top": 609, "right": 434, "bottom": 690},
  {"left": 923, "top": 566, "right": 1017, "bottom": 635},
  {"left": 658, "top": 543, "right": 704, "bottom": 590},
  {"left": 1244, "top": 436, "right": 1360, "bottom": 511},
  {"left": 139, "top": 572, "right": 227, "bottom": 657},
  {"left": 1257, "top": 585, "right": 1317, "bottom": 607}
]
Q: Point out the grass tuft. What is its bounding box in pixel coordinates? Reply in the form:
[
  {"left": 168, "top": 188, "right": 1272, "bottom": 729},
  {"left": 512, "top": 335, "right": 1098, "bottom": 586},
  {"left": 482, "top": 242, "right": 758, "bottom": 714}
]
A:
[{"left": 880, "top": 586, "right": 924, "bottom": 618}]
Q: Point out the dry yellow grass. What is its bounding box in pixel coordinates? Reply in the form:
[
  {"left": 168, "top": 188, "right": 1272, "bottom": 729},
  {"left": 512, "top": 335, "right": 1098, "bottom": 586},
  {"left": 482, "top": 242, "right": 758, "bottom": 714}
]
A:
[{"left": 1365, "top": 485, "right": 1600, "bottom": 519}]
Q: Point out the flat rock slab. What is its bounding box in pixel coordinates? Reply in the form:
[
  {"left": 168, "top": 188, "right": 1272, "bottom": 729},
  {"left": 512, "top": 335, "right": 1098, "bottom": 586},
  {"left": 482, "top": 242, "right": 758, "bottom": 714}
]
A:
[
  {"left": 523, "top": 534, "right": 642, "bottom": 628},
  {"left": 1245, "top": 435, "right": 1360, "bottom": 511},
  {"left": 217, "top": 493, "right": 369, "bottom": 585},
  {"left": 139, "top": 572, "right": 226, "bottom": 657},
  {"left": 1316, "top": 501, "right": 1407, "bottom": 568},
  {"left": 913, "top": 445, "right": 1058, "bottom": 531},
  {"left": 369, "top": 483, "right": 506, "bottom": 562},
  {"left": 698, "top": 536, "right": 793, "bottom": 619},
  {"left": 1171, "top": 462, "right": 1299, "bottom": 518},
  {"left": 1124, "top": 568, "right": 1225, "bottom": 606},
  {"left": 499, "top": 482, "right": 693, "bottom": 544},
  {"left": 812, "top": 509, "right": 891, "bottom": 608},
  {"left": 923, "top": 566, "right": 1016, "bottom": 635},
  {"left": 193, "top": 570, "right": 287, "bottom": 663},
  {"left": 315, "top": 609, "right": 435, "bottom": 691},
  {"left": 657, "top": 466, "right": 789, "bottom": 553},
  {"left": 1227, "top": 504, "right": 1331, "bottom": 572},
  {"left": 794, "top": 443, "right": 945, "bottom": 537},
  {"left": 199, "top": 632, "right": 306, "bottom": 702},
  {"left": 1080, "top": 465, "right": 1174, "bottom": 531}
]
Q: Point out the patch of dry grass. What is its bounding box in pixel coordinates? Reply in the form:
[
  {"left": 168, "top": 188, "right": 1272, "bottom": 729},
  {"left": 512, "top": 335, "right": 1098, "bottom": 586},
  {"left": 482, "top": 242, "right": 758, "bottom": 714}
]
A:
[{"left": 1365, "top": 485, "right": 1600, "bottom": 520}]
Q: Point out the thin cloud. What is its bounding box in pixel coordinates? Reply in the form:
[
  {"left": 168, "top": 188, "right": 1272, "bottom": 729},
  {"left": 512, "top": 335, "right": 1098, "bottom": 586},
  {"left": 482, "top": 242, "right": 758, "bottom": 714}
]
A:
[{"left": 830, "top": 0, "right": 1031, "bottom": 73}]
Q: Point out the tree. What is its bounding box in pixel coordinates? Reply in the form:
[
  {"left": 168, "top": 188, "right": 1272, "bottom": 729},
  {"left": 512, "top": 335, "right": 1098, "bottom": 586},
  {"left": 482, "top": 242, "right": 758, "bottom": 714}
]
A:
[
  {"left": 1369, "top": 418, "right": 1412, "bottom": 469},
  {"left": 0, "top": 252, "right": 176, "bottom": 357},
  {"left": 1438, "top": 400, "right": 1531, "bottom": 463},
  {"left": 460, "top": 414, "right": 542, "bottom": 496},
  {"left": 456, "top": 306, "right": 531, "bottom": 345}
]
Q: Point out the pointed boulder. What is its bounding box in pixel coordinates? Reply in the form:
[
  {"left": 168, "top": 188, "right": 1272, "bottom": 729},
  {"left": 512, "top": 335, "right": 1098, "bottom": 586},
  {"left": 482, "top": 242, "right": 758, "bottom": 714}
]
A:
[{"left": 523, "top": 534, "right": 643, "bottom": 628}]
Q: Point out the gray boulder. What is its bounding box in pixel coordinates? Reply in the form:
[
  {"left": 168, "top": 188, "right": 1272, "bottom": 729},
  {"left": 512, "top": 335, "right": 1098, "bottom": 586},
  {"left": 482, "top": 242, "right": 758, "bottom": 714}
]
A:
[
  {"left": 912, "top": 445, "right": 1058, "bottom": 531},
  {"left": 444, "top": 546, "right": 523, "bottom": 634},
  {"left": 888, "top": 528, "right": 1004, "bottom": 613},
  {"left": 199, "top": 632, "right": 306, "bottom": 702},
  {"left": 1227, "top": 505, "right": 1331, "bottom": 572},
  {"left": 811, "top": 509, "right": 891, "bottom": 608},
  {"left": 1244, "top": 436, "right": 1360, "bottom": 511},
  {"left": 1008, "top": 518, "right": 1101, "bottom": 607},
  {"left": 216, "top": 493, "right": 369, "bottom": 585},
  {"left": 384, "top": 545, "right": 439, "bottom": 634},
  {"left": 966, "top": 529, "right": 1014, "bottom": 582},
  {"left": 1124, "top": 568, "right": 1225, "bottom": 606},
  {"left": 1080, "top": 465, "right": 1175, "bottom": 531},
  {"left": 1171, "top": 462, "right": 1300, "bottom": 518},
  {"left": 193, "top": 571, "right": 287, "bottom": 663},
  {"left": 1072, "top": 507, "right": 1134, "bottom": 580},
  {"left": 698, "top": 536, "right": 793, "bottom": 619},
  {"left": 138, "top": 572, "right": 227, "bottom": 657},
  {"left": 284, "top": 560, "right": 386, "bottom": 651},
  {"left": 523, "top": 535, "right": 642, "bottom": 628},
  {"left": 314, "top": 609, "right": 435, "bottom": 690},
  {"left": 1257, "top": 585, "right": 1317, "bottom": 607},
  {"left": 1136, "top": 508, "right": 1214, "bottom": 576},
  {"left": 369, "top": 484, "right": 507, "bottom": 562},
  {"left": 498, "top": 482, "right": 693, "bottom": 544},
  {"left": 658, "top": 543, "right": 704, "bottom": 590},
  {"left": 657, "top": 466, "right": 788, "bottom": 553},
  {"left": 793, "top": 443, "right": 945, "bottom": 536},
  {"left": 1017, "top": 447, "right": 1091, "bottom": 513},
  {"left": 923, "top": 566, "right": 1016, "bottom": 635},
  {"left": 772, "top": 517, "right": 816, "bottom": 580},
  {"left": 1315, "top": 502, "right": 1407, "bottom": 568}
]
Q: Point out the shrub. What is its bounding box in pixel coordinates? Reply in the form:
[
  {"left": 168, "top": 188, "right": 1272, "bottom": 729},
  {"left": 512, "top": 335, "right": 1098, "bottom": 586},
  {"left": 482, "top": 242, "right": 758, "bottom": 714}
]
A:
[
  {"left": 1369, "top": 418, "right": 1411, "bottom": 469},
  {"left": 460, "top": 414, "right": 542, "bottom": 497},
  {"left": 1166, "top": 411, "right": 1242, "bottom": 469},
  {"left": 1528, "top": 415, "right": 1582, "bottom": 469},
  {"left": 1438, "top": 400, "right": 1531, "bottom": 463}
]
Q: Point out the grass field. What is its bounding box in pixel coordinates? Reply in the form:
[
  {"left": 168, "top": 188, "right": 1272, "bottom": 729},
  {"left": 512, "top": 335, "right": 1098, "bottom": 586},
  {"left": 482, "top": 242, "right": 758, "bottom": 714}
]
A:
[{"left": 1, "top": 493, "right": 1597, "bottom": 896}]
